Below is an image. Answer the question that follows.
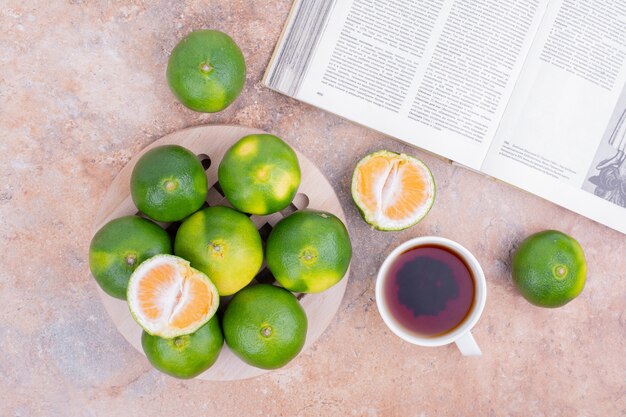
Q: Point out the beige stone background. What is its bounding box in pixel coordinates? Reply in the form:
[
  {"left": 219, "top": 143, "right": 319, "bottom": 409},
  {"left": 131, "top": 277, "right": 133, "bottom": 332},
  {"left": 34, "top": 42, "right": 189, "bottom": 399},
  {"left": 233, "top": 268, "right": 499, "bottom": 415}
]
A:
[{"left": 1, "top": 1, "right": 624, "bottom": 416}]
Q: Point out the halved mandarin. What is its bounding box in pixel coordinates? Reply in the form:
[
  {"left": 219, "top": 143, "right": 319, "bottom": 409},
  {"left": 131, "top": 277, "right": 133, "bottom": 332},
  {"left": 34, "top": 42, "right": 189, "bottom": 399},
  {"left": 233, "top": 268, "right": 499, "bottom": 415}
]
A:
[
  {"left": 127, "top": 254, "right": 219, "bottom": 338},
  {"left": 351, "top": 150, "right": 435, "bottom": 230}
]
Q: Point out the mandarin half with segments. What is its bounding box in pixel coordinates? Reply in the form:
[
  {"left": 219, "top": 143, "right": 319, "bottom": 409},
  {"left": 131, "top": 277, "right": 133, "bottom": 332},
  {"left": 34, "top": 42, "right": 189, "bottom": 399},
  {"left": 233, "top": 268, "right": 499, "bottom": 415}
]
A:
[
  {"left": 351, "top": 150, "right": 435, "bottom": 230},
  {"left": 127, "top": 254, "right": 219, "bottom": 338}
]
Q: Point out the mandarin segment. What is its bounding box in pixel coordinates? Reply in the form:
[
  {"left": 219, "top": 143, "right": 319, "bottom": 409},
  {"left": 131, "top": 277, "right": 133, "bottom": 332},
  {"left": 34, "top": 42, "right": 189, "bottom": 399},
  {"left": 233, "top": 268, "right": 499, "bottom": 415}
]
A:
[
  {"left": 354, "top": 155, "right": 390, "bottom": 213},
  {"left": 137, "top": 263, "right": 178, "bottom": 320},
  {"left": 384, "top": 164, "right": 430, "bottom": 220},
  {"left": 170, "top": 278, "right": 211, "bottom": 329}
]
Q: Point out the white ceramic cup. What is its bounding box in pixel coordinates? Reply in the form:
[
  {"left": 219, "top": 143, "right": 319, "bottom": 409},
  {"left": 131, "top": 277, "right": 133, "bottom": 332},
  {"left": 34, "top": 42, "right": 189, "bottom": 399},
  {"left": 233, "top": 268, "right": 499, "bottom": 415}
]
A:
[{"left": 375, "top": 236, "right": 486, "bottom": 356}]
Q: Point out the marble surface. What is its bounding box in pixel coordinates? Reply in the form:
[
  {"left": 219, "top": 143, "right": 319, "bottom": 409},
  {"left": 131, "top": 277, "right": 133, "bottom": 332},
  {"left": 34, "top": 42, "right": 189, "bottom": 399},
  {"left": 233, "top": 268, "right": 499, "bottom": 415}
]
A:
[{"left": 1, "top": 2, "right": 624, "bottom": 416}]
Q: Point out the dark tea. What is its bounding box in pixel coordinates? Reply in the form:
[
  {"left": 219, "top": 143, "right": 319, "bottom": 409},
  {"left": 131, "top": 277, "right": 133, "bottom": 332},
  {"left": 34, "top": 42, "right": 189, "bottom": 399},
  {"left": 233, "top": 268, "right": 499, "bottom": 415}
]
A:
[{"left": 382, "top": 245, "right": 475, "bottom": 337}]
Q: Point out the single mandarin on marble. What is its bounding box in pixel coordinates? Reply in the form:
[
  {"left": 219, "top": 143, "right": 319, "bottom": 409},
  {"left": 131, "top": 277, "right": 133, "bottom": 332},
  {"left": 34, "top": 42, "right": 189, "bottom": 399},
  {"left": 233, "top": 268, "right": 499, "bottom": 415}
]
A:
[
  {"left": 166, "top": 29, "right": 246, "bottom": 113},
  {"left": 512, "top": 230, "right": 586, "bottom": 308}
]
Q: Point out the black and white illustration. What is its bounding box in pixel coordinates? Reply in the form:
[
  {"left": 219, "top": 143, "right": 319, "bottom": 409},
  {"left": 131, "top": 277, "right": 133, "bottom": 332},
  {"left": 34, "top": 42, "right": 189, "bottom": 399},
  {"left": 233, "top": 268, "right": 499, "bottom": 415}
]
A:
[{"left": 583, "top": 89, "right": 626, "bottom": 208}]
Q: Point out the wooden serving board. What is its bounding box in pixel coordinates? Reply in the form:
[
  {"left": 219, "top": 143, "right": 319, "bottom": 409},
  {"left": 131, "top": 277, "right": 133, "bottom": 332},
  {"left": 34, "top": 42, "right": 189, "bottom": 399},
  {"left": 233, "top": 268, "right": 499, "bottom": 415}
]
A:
[{"left": 92, "top": 125, "right": 350, "bottom": 381}]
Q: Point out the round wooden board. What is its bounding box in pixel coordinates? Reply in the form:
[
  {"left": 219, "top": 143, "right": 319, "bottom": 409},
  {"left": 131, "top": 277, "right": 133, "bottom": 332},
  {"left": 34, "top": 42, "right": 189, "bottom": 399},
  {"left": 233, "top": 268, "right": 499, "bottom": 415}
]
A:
[{"left": 92, "top": 125, "right": 350, "bottom": 381}]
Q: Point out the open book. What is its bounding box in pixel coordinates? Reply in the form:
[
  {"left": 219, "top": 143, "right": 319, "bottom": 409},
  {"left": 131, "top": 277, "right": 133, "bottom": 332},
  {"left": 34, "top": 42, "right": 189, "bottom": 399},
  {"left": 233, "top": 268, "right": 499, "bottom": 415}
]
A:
[{"left": 263, "top": 0, "right": 626, "bottom": 234}]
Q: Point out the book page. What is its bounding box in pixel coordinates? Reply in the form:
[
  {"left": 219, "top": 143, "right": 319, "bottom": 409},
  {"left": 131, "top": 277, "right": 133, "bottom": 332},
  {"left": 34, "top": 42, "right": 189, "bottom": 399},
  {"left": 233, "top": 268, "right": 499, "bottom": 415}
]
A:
[
  {"left": 265, "top": 0, "right": 549, "bottom": 169},
  {"left": 482, "top": 0, "right": 626, "bottom": 233}
]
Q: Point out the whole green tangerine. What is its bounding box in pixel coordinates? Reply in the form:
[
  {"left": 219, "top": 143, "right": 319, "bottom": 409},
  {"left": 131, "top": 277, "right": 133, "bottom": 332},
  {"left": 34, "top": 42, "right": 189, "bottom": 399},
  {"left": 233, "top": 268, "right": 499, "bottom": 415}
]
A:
[
  {"left": 265, "top": 209, "right": 352, "bottom": 294},
  {"left": 130, "top": 144, "right": 208, "bottom": 222},
  {"left": 218, "top": 134, "right": 301, "bottom": 215},
  {"left": 173, "top": 206, "right": 263, "bottom": 296},
  {"left": 511, "top": 229, "right": 586, "bottom": 308},
  {"left": 166, "top": 29, "right": 246, "bottom": 113},
  {"left": 221, "top": 284, "right": 307, "bottom": 370}
]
